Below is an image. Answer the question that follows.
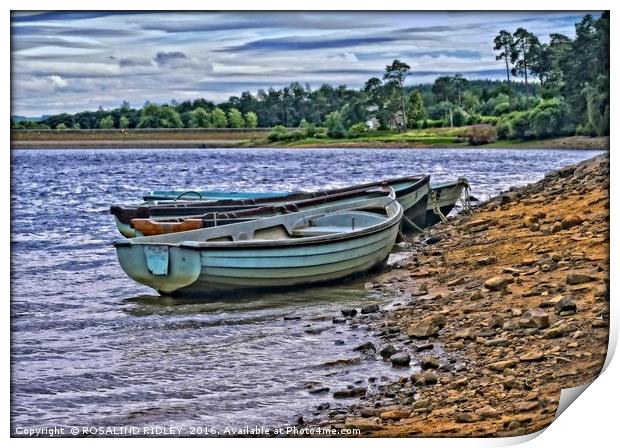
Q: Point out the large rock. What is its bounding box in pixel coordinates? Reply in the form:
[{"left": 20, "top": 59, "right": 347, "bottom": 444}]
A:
[
  {"left": 390, "top": 352, "right": 411, "bottom": 367},
  {"left": 484, "top": 275, "right": 514, "bottom": 291},
  {"left": 407, "top": 314, "right": 447, "bottom": 339}
]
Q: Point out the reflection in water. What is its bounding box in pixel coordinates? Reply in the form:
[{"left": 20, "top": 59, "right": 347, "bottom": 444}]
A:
[{"left": 11, "top": 147, "right": 602, "bottom": 431}]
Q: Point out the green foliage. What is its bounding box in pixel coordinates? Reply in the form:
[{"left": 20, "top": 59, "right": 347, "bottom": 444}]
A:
[
  {"left": 347, "top": 122, "right": 368, "bottom": 138},
  {"left": 299, "top": 119, "right": 316, "bottom": 138},
  {"left": 498, "top": 98, "right": 571, "bottom": 140},
  {"left": 72, "top": 123, "right": 81, "bottom": 129},
  {"left": 138, "top": 104, "right": 182, "bottom": 128},
  {"left": 407, "top": 90, "right": 426, "bottom": 122},
  {"left": 211, "top": 107, "right": 227, "bottom": 128},
  {"left": 244, "top": 111, "right": 258, "bottom": 128},
  {"left": 452, "top": 109, "right": 467, "bottom": 127},
  {"left": 119, "top": 116, "right": 130, "bottom": 129},
  {"left": 227, "top": 108, "right": 245, "bottom": 128},
  {"left": 56, "top": 123, "right": 67, "bottom": 130},
  {"left": 492, "top": 102, "right": 511, "bottom": 116},
  {"left": 324, "top": 111, "right": 346, "bottom": 138},
  {"left": 189, "top": 107, "right": 211, "bottom": 128},
  {"left": 267, "top": 125, "right": 288, "bottom": 142},
  {"left": 99, "top": 115, "right": 114, "bottom": 129}
]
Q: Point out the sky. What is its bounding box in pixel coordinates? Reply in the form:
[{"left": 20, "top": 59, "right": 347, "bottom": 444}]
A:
[{"left": 11, "top": 11, "right": 599, "bottom": 117}]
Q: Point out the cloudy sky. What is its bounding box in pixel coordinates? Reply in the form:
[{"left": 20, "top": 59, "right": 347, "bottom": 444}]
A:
[{"left": 11, "top": 11, "right": 598, "bottom": 117}]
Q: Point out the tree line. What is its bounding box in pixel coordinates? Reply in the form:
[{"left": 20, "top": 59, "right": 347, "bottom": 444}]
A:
[{"left": 12, "top": 12, "right": 608, "bottom": 141}]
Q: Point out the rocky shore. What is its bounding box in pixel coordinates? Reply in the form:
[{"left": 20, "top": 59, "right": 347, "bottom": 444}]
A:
[{"left": 299, "top": 153, "right": 609, "bottom": 437}]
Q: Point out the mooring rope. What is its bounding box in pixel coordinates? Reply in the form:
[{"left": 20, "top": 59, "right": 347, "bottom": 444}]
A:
[{"left": 431, "top": 190, "right": 449, "bottom": 224}]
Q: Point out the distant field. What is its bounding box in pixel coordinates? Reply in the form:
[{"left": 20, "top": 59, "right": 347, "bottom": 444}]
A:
[{"left": 11, "top": 128, "right": 272, "bottom": 142}]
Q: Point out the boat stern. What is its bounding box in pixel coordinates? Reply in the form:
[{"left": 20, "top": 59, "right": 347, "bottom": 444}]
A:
[{"left": 114, "top": 241, "right": 202, "bottom": 294}]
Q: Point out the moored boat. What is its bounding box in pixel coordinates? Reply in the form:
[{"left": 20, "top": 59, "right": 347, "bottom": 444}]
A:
[
  {"left": 114, "top": 187, "right": 403, "bottom": 297},
  {"left": 111, "top": 175, "right": 429, "bottom": 237},
  {"left": 426, "top": 177, "right": 469, "bottom": 226}
]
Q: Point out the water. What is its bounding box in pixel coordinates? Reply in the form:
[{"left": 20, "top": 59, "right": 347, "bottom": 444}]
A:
[{"left": 11, "top": 147, "right": 602, "bottom": 433}]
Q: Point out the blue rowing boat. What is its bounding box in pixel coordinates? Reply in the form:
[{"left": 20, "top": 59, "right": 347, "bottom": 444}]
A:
[{"left": 114, "top": 187, "right": 402, "bottom": 296}]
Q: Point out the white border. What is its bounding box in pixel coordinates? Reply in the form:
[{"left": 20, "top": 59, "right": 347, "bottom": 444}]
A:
[{"left": 4, "top": 1, "right": 616, "bottom": 447}]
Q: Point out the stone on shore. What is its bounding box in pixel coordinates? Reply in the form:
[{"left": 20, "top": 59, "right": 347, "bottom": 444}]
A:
[
  {"left": 390, "top": 352, "right": 411, "bottom": 367},
  {"left": 361, "top": 304, "right": 380, "bottom": 314},
  {"left": 379, "top": 344, "right": 397, "bottom": 359},
  {"left": 518, "top": 308, "right": 550, "bottom": 329},
  {"left": 407, "top": 314, "right": 447, "bottom": 339},
  {"left": 487, "top": 359, "right": 520, "bottom": 372},
  {"left": 333, "top": 387, "right": 367, "bottom": 398},
  {"left": 566, "top": 273, "right": 596, "bottom": 285},
  {"left": 484, "top": 275, "right": 514, "bottom": 291},
  {"left": 561, "top": 215, "right": 582, "bottom": 229}
]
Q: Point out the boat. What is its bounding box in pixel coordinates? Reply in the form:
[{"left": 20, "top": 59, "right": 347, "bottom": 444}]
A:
[
  {"left": 130, "top": 186, "right": 404, "bottom": 237},
  {"left": 113, "top": 187, "right": 403, "bottom": 297},
  {"left": 110, "top": 175, "right": 429, "bottom": 237},
  {"left": 426, "top": 177, "right": 469, "bottom": 226}
]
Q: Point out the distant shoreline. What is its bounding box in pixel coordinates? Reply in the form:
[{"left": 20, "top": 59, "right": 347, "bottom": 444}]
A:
[{"left": 10, "top": 135, "right": 609, "bottom": 151}]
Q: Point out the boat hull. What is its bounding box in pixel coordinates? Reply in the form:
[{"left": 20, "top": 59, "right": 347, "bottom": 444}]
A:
[
  {"left": 426, "top": 179, "right": 467, "bottom": 226},
  {"left": 116, "top": 221, "right": 400, "bottom": 297}
]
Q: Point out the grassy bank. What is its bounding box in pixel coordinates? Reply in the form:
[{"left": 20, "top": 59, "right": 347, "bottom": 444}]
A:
[{"left": 11, "top": 128, "right": 608, "bottom": 150}]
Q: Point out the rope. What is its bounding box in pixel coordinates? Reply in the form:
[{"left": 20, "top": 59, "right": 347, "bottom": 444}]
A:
[
  {"left": 173, "top": 190, "right": 203, "bottom": 201},
  {"left": 458, "top": 182, "right": 473, "bottom": 215},
  {"left": 430, "top": 190, "right": 449, "bottom": 224},
  {"left": 402, "top": 214, "right": 426, "bottom": 233}
]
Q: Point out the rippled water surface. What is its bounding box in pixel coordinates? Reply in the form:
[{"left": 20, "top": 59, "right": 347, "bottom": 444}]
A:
[{"left": 11, "top": 147, "right": 602, "bottom": 432}]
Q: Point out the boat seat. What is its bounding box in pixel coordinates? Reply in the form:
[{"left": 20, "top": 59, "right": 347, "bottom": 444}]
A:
[{"left": 291, "top": 225, "right": 355, "bottom": 237}]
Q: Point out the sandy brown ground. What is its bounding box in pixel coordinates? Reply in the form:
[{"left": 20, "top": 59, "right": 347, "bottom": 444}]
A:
[{"left": 303, "top": 153, "right": 609, "bottom": 437}]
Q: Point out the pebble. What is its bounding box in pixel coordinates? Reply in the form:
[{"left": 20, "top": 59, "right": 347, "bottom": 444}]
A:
[
  {"left": 455, "top": 413, "right": 478, "bottom": 423},
  {"left": 544, "top": 324, "right": 570, "bottom": 338},
  {"left": 555, "top": 297, "right": 577, "bottom": 314},
  {"left": 420, "top": 355, "right": 441, "bottom": 370},
  {"left": 561, "top": 215, "right": 582, "bottom": 229},
  {"left": 380, "top": 409, "right": 411, "bottom": 420},
  {"left": 487, "top": 359, "right": 520, "bottom": 372},
  {"left": 361, "top": 304, "right": 380, "bottom": 314},
  {"left": 476, "top": 407, "right": 499, "bottom": 419},
  {"left": 379, "top": 344, "right": 397, "bottom": 359},
  {"left": 333, "top": 387, "right": 367, "bottom": 398},
  {"left": 341, "top": 308, "right": 357, "bottom": 317},
  {"left": 354, "top": 342, "right": 376, "bottom": 353},
  {"left": 406, "top": 314, "right": 446, "bottom": 339},
  {"left": 566, "top": 273, "right": 596, "bottom": 284},
  {"left": 519, "top": 351, "right": 545, "bottom": 362},
  {"left": 518, "top": 308, "right": 550, "bottom": 329},
  {"left": 476, "top": 256, "right": 496, "bottom": 266},
  {"left": 484, "top": 275, "right": 514, "bottom": 291},
  {"left": 390, "top": 352, "right": 411, "bottom": 367}
]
